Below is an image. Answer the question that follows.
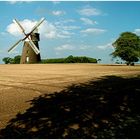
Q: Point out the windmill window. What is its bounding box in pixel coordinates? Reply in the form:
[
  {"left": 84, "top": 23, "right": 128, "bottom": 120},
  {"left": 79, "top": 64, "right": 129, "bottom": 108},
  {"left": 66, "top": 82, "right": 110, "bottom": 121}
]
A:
[{"left": 27, "top": 50, "right": 29, "bottom": 54}]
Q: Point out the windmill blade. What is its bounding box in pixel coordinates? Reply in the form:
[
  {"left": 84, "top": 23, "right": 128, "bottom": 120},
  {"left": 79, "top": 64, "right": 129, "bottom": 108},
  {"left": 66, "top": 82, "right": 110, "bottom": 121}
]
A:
[
  {"left": 27, "top": 41, "right": 40, "bottom": 54},
  {"left": 8, "top": 39, "right": 22, "bottom": 53},
  {"left": 13, "top": 19, "right": 26, "bottom": 35},
  {"left": 14, "top": 18, "right": 45, "bottom": 42},
  {"left": 29, "top": 17, "right": 45, "bottom": 34},
  {"left": 27, "top": 38, "right": 40, "bottom": 54}
]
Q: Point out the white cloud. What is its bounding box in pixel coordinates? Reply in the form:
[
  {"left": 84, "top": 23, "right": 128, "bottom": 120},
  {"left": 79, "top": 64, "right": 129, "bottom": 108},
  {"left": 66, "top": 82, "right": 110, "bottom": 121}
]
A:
[
  {"left": 62, "top": 26, "right": 81, "bottom": 30},
  {"left": 78, "top": 45, "right": 91, "bottom": 50},
  {"left": 78, "top": 5, "right": 101, "bottom": 16},
  {"left": 134, "top": 29, "right": 140, "bottom": 35},
  {"left": 40, "top": 21, "right": 73, "bottom": 39},
  {"left": 8, "top": 0, "right": 31, "bottom": 4},
  {"left": 80, "top": 17, "right": 97, "bottom": 25},
  {"left": 52, "top": 1, "right": 60, "bottom": 4},
  {"left": 54, "top": 20, "right": 80, "bottom": 31},
  {"left": 52, "top": 10, "right": 66, "bottom": 16},
  {"left": 6, "top": 19, "right": 37, "bottom": 37},
  {"left": 62, "top": 19, "right": 75, "bottom": 23},
  {"left": 55, "top": 44, "right": 75, "bottom": 51},
  {"left": 97, "top": 42, "right": 113, "bottom": 50},
  {"left": 6, "top": 19, "right": 74, "bottom": 39},
  {"left": 55, "top": 19, "right": 75, "bottom": 25},
  {"left": 61, "top": 30, "right": 74, "bottom": 36},
  {"left": 8, "top": 1, "right": 17, "bottom": 4},
  {"left": 39, "top": 21, "right": 58, "bottom": 39},
  {"left": 55, "top": 44, "right": 91, "bottom": 52},
  {"left": 81, "top": 28, "right": 106, "bottom": 35}
]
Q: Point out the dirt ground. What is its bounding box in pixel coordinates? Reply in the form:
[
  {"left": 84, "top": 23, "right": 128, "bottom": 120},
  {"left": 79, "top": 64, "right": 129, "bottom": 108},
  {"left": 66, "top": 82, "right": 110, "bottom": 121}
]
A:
[{"left": 0, "top": 63, "right": 140, "bottom": 129}]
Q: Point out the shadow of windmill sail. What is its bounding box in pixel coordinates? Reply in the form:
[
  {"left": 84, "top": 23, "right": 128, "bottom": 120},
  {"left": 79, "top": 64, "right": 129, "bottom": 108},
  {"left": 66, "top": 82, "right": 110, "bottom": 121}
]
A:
[{"left": 8, "top": 18, "right": 45, "bottom": 64}]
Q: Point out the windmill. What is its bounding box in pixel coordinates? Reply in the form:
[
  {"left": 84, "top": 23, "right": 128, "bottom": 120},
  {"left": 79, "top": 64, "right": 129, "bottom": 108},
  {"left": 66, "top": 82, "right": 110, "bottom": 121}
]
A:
[{"left": 8, "top": 17, "right": 45, "bottom": 64}]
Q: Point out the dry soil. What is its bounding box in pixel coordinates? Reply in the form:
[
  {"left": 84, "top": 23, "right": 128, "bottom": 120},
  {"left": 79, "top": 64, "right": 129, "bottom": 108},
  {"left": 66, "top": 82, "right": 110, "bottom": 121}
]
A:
[{"left": 0, "top": 64, "right": 140, "bottom": 129}]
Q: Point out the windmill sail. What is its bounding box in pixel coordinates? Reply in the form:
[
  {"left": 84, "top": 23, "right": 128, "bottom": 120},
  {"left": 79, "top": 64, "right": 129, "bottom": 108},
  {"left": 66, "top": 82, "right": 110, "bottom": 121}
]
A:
[
  {"left": 8, "top": 39, "right": 22, "bottom": 52},
  {"left": 8, "top": 18, "right": 45, "bottom": 64},
  {"left": 27, "top": 39, "right": 40, "bottom": 54},
  {"left": 13, "top": 19, "right": 26, "bottom": 34},
  {"left": 30, "top": 18, "right": 45, "bottom": 34}
]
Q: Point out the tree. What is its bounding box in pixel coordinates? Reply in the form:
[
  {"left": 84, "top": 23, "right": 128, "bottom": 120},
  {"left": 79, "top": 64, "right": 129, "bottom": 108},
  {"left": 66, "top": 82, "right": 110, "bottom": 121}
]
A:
[
  {"left": 111, "top": 32, "right": 140, "bottom": 65},
  {"left": 97, "top": 59, "right": 102, "bottom": 63},
  {"left": 2, "top": 55, "right": 21, "bottom": 64},
  {"left": 2, "top": 57, "right": 13, "bottom": 64},
  {"left": 65, "top": 55, "right": 75, "bottom": 63},
  {"left": 13, "top": 55, "right": 21, "bottom": 64}
]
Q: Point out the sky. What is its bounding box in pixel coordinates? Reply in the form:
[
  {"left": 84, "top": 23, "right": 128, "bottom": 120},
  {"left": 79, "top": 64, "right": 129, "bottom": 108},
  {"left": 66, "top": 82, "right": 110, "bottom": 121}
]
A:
[{"left": 0, "top": 1, "right": 140, "bottom": 64}]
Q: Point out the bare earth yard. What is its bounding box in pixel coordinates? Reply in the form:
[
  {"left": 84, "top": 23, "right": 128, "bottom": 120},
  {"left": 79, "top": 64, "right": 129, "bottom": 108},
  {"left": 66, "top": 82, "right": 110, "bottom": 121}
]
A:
[{"left": 0, "top": 64, "right": 140, "bottom": 138}]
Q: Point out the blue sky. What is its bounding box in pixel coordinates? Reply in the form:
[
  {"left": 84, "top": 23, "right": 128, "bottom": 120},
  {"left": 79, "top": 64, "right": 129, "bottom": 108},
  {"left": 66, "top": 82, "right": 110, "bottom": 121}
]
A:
[{"left": 0, "top": 1, "right": 140, "bottom": 64}]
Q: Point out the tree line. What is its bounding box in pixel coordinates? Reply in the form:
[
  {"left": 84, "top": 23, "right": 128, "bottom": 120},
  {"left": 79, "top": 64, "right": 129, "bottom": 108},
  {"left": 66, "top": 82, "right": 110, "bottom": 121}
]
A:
[
  {"left": 41, "top": 55, "right": 97, "bottom": 64},
  {"left": 2, "top": 55, "right": 98, "bottom": 64}
]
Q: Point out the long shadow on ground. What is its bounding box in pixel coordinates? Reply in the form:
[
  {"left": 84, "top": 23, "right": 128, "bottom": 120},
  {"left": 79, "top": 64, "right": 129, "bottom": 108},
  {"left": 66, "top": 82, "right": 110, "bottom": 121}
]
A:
[{"left": 0, "top": 75, "right": 140, "bottom": 139}]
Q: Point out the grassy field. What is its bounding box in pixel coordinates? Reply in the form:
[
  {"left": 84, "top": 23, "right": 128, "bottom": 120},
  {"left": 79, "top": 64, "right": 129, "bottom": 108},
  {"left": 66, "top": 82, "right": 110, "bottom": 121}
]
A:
[{"left": 0, "top": 64, "right": 140, "bottom": 138}]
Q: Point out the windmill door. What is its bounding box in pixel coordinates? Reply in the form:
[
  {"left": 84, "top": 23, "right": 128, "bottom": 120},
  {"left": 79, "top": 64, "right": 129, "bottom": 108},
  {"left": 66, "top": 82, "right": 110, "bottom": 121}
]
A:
[{"left": 26, "top": 56, "right": 29, "bottom": 63}]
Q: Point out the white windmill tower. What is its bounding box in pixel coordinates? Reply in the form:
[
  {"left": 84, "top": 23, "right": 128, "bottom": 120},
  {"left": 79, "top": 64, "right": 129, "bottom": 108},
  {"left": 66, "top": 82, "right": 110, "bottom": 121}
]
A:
[{"left": 8, "top": 17, "right": 45, "bottom": 64}]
